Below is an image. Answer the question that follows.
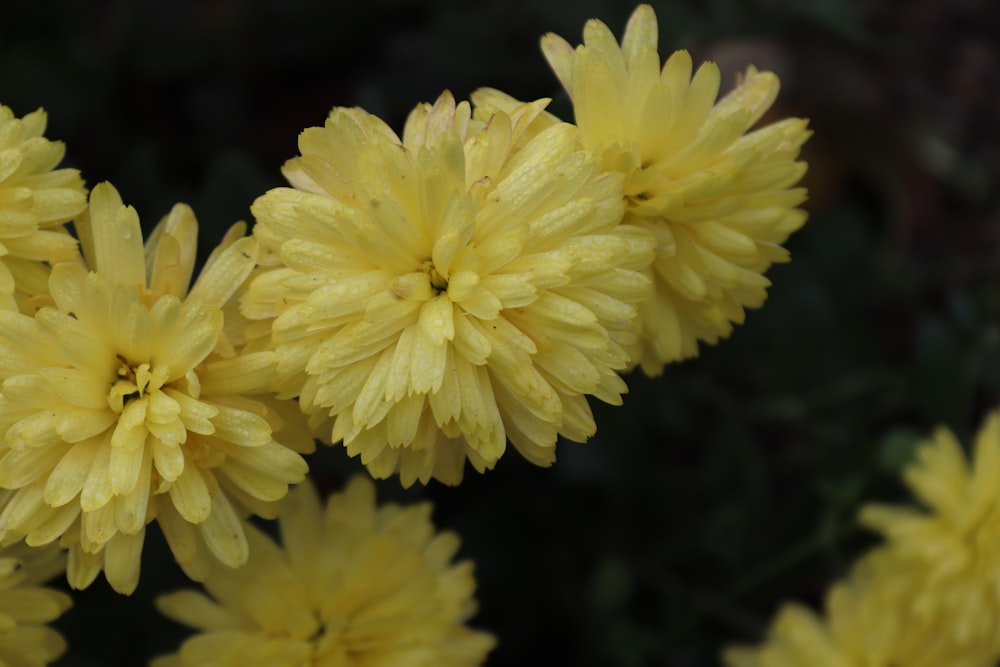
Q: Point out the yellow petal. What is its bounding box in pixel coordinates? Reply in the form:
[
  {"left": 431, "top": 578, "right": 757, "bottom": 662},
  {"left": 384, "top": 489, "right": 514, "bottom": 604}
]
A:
[
  {"left": 155, "top": 590, "right": 243, "bottom": 631},
  {"left": 147, "top": 203, "right": 199, "bottom": 298},
  {"left": 44, "top": 438, "right": 101, "bottom": 506},
  {"left": 153, "top": 439, "right": 186, "bottom": 483},
  {"left": 66, "top": 544, "right": 103, "bottom": 591},
  {"left": 197, "top": 491, "right": 248, "bottom": 568},
  {"left": 0, "top": 442, "right": 69, "bottom": 488},
  {"left": 621, "top": 5, "right": 658, "bottom": 71},
  {"left": 199, "top": 352, "right": 276, "bottom": 397},
  {"left": 156, "top": 499, "right": 201, "bottom": 575},
  {"left": 104, "top": 529, "right": 145, "bottom": 594},
  {"left": 210, "top": 404, "right": 272, "bottom": 448},
  {"left": 40, "top": 368, "right": 111, "bottom": 410},
  {"left": 217, "top": 455, "right": 300, "bottom": 502},
  {"left": 152, "top": 297, "right": 222, "bottom": 380},
  {"left": 111, "top": 404, "right": 148, "bottom": 450},
  {"left": 82, "top": 502, "right": 118, "bottom": 548},
  {"left": 108, "top": 431, "right": 148, "bottom": 496},
  {"left": 81, "top": 183, "right": 146, "bottom": 290},
  {"left": 24, "top": 500, "right": 79, "bottom": 546},
  {"left": 168, "top": 464, "right": 212, "bottom": 524},
  {"left": 187, "top": 236, "right": 259, "bottom": 308},
  {"left": 159, "top": 389, "right": 214, "bottom": 437},
  {"left": 540, "top": 33, "right": 576, "bottom": 93},
  {"left": 55, "top": 408, "right": 116, "bottom": 444},
  {"left": 115, "top": 446, "right": 152, "bottom": 535},
  {"left": 109, "top": 284, "right": 152, "bottom": 363}
]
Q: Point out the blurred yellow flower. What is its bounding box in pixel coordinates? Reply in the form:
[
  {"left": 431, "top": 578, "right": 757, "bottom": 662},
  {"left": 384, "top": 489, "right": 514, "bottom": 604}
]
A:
[
  {"left": 0, "top": 183, "right": 310, "bottom": 594},
  {"left": 539, "top": 4, "right": 810, "bottom": 374},
  {"left": 245, "top": 92, "right": 654, "bottom": 486},
  {"left": 0, "top": 104, "right": 87, "bottom": 311},
  {"left": 153, "top": 476, "right": 495, "bottom": 667},
  {"left": 723, "top": 551, "right": 997, "bottom": 667},
  {"left": 0, "top": 506, "right": 72, "bottom": 667},
  {"left": 725, "top": 411, "right": 1000, "bottom": 667},
  {"left": 859, "top": 411, "right": 1000, "bottom": 652}
]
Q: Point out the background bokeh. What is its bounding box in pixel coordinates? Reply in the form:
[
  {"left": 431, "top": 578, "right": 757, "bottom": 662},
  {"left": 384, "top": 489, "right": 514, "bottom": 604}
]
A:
[{"left": 2, "top": 0, "right": 999, "bottom": 664}]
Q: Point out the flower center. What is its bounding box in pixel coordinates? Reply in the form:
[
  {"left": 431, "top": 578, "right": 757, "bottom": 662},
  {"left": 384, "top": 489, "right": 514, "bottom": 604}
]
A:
[
  {"left": 420, "top": 259, "right": 448, "bottom": 295},
  {"left": 108, "top": 354, "right": 170, "bottom": 413}
]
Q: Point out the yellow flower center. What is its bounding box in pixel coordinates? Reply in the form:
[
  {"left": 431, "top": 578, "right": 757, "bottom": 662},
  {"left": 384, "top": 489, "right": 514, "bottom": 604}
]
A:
[
  {"left": 420, "top": 258, "right": 448, "bottom": 295},
  {"left": 107, "top": 354, "right": 170, "bottom": 413}
]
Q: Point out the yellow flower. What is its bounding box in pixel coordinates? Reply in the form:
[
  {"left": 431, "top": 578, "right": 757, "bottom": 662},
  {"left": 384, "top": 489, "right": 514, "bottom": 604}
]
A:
[
  {"left": 152, "top": 476, "right": 495, "bottom": 667},
  {"left": 724, "top": 411, "right": 1000, "bottom": 667},
  {"left": 0, "top": 500, "right": 72, "bottom": 667},
  {"left": 723, "top": 552, "right": 997, "bottom": 667},
  {"left": 538, "top": 4, "right": 810, "bottom": 374},
  {"left": 0, "top": 104, "right": 87, "bottom": 311},
  {"left": 859, "top": 410, "right": 1000, "bottom": 652},
  {"left": 0, "top": 183, "right": 310, "bottom": 594},
  {"left": 244, "top": 92, "right": 654, "bottom": 486}
]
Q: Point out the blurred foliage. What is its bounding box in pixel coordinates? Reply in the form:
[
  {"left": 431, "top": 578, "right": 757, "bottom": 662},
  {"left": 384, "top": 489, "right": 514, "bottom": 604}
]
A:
[{"left": 2, "top": 0, "right": 999, "bottom": 665}]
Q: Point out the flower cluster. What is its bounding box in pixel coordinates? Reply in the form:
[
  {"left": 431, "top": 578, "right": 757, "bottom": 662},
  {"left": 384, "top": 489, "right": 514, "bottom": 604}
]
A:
[
  {"left": 0, "top": 3, "right": 810, "bottom": 664},
  {"left": 243, "top": 4, "right": 809, "bottom": 484},
  {"left": 724, "top": 411, "right": 1000, "bottom": 667}
]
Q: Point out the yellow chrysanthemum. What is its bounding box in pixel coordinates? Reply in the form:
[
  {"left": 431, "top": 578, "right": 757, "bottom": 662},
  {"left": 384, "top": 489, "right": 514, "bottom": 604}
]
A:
[
  {"left": 858, "top": 410, "right": 1000, "bottom": 652},
  {"left": 723, "top": 551, "right": 997, "bottom": 667},
  {"left": 0, "top": 104, "right": 87, "bottom": 311},
  {"left": 0, "top": 497, "right": 72, "bottom": 667},
  {"left": 724, "top": 411, "right": 1000, "bottom": 667},
  {"left": 152, "top": 476, "right": 495, "bottom": 667},
  {"left": 244, "top": 92, "right": 654, "bottom": 486},
  {"left": 538, "top": 4, "right": 810, "bottom": 374},
  {"left": 0, "top": 182, "right": 311, "bottom": 594}
]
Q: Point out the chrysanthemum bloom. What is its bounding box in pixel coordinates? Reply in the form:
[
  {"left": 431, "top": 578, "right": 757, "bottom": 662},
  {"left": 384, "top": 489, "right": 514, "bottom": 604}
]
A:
[
  {"left": 722, "top": 551, "right": 997, "bottom": 667},
  {"left": 724, "top": 412, "right": 1000, "bottom": 667},
  {"left": 0, "top": 104, "right": 87, "bottom": 311},
  {"left": 0, "top": 502, "right": 72, "bottom": 667},
  {"left": 0, "top": 183, "right": 311, "bottom": 594},
  {"left": 153, "top": 476, "right": 495, "bottom": 667},
  {"left": 536, "top": 4, "right": 810, "bottom": 374},
  {"left": 244, "top": 92, "right": 654, "bottom": 485},
  {"left": 858, "top": 410, "right": 1000, "bottom": 653}
]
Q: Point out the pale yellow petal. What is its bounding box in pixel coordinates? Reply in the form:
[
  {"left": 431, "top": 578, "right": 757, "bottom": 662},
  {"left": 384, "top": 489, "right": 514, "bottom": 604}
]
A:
[
  {"left": 197, "top": 492, "right": 248, "bottom": 568},
  {"left": 156, "top": 590, "right": 245, "bottom": 632},
  {"left": 79, "top": 440, "right": 114, "bottom": 512},
  {"left": 168, "top": 465, "right": 212, "bottom": 524},
  {"left": 43, "top": 439, "right": 101, "bottom": 506},
  {"left": 80, "top": 182, "right": 146, "bottom": 289},
  {"left": 153, "top": 439, "right": 186, "bottom": 484},
  {"left": 153, "top": 298, "right": 223, "bottom": 380},
  {"left": 147, "top": 203, "right": 199, "bottom": 298},
  {"left": 199, "top": 352, "right": 276, "bottom": 397},
  {"left": 66, "top": 544, "right": 102, "bottom": 590},
  {"left": 187, "top": 236, "right": 259, "bottom": 308},
  {"left": 115, "top": 446, "right": 152, "bottom": 535},
  {"left": 209, "top": 403, "right": 272, "bottom": 448},
  {"left": 103, "top": 529, "right": 145, "bottom": 595}
]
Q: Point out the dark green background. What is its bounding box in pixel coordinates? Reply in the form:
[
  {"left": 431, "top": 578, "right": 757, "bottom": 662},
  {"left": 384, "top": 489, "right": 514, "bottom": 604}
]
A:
[{"left": 2, "top": 0, "right": 999, "bottom": 664}]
